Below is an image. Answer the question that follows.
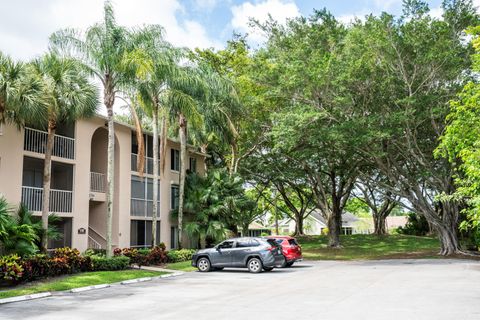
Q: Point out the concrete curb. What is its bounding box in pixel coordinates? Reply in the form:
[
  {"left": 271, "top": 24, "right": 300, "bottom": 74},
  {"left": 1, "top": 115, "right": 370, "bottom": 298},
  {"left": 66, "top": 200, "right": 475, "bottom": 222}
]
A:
[
  {"left": 0, "top": 292, "right": 51, "bottom": 305},
  {"left": 120, "top": 277, "right": 152, "bottom": 285},
  {"left": 70, "top": 284, "right": 111, "bottom": 293},
  {"left": 0, "top": 271, "right": 185, "bottom": 305}
]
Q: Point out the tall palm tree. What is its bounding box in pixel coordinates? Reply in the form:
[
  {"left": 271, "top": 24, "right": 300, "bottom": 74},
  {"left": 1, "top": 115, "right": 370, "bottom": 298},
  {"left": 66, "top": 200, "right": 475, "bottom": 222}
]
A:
[
  {"left": 136, "top": 45, "right": 185, "bottom": 246},
  {"left": 31, "top": 53, "right": 98, "bottom": 250},
  {"left": 0, "top": 51, "right": 46, "bottom": 126},
  {"left": 50, "top": 1, "right": 159, "bottom": 256},
  {"left": 169, "top": 65, "right": 208, "bottom": 248}
]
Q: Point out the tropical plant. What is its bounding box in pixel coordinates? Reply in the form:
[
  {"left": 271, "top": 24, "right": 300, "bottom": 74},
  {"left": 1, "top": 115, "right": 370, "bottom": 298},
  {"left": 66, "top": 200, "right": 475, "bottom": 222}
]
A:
[
  {"left": 0, "top": 51, "right": 46, "bottom": 126},
  {"left": 0, "top": 198, "right": 61, "bottom": 257},
  {"left": 0, "top": 198, "right": 38, "bottom": 256},
  {"left": 31, "top": 52, "right": 98, "bottom": 250}
]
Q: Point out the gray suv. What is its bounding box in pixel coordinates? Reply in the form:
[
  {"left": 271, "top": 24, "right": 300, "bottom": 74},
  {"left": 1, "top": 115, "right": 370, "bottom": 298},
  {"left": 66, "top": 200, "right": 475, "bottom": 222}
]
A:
[{"left": 191, "top": 237, "right": 285, "bottom": 273}]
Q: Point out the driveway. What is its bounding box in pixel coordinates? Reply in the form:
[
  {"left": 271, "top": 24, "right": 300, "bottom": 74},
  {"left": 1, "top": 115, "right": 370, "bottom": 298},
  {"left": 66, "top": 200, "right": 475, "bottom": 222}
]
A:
[{"left": 1, "top": 259, "right": 479, "bottom": 320}]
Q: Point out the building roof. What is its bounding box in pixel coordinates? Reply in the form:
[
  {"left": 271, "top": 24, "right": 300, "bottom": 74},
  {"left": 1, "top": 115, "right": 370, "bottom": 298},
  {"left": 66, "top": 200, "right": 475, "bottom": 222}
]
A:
[{"left": 310, "top": 211, "right": 359, "bottom": 227}]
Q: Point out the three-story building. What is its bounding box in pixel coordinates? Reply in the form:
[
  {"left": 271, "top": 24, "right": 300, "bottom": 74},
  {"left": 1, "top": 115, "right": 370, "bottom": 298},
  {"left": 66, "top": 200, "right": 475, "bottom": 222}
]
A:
[{"left": 0, "top": 115, "right": 206, "bottom": 251}]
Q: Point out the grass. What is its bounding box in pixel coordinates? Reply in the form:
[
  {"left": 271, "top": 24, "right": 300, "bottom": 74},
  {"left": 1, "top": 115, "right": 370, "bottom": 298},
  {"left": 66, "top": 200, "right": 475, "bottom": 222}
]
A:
[
  {"left": 0, "top": 269, "right": 167, "bottom": 299},
  {"left": 165, "top": 260, "right": 197, "bottom": 272},
  {"left": 297, "top": 234, "right": 441, "bottom": 260}
]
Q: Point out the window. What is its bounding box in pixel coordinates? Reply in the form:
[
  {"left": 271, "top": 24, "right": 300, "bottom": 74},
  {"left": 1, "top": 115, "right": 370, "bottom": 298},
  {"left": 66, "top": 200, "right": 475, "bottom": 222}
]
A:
[
  {"left": 171, "top": 226, "right": 178, "bottom": 249},
  {"left": 189, "top": 157, "right": 197, "bottom": 173},
  {"left": 130, "top": 175, "right": 159, "bottom": 217},
  {"left": 171, "top": 149, "right": 180, "bottom": 171},
  {"left": 288, "top": 239, "right": 299, "bottom": 246},
  {"left": 218, "top": 241, "right": 234, "bottom": 249},
  {"left": 48, "top": 218, "right": 72, "bottom": 249},
  {"left": 236, "top": 240, "right": 251, "bottom": 248},
  {"left": 130, "top": 220, "right": 161, "bottom": 247},
  {"left": 171, "top": 184, "right": 179, "bottom": 210}
]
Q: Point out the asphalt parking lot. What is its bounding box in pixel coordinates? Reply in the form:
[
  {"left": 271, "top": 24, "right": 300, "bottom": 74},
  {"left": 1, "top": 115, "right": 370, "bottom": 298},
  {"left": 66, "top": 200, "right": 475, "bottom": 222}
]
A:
[{"left": 1, "top": 259, "right": 479, "bottom": 320}]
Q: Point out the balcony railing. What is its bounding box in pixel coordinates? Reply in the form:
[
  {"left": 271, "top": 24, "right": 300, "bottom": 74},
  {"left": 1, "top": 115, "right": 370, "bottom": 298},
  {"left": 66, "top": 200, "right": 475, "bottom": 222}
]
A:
[
  {"left": 24, "top": 127, "right": 75, "bottom": 160},
  {"left": 90, "top": 172, "right": 106, "bottom": 193},
  {"left": 131, "top": 153, "right": 159, "bottom": 175},
  {"left": 130, "top": 198, "right": 160, "bottom": 217},
  {"left": 21, "top": 186, "right": 73, "bottom": 213}
]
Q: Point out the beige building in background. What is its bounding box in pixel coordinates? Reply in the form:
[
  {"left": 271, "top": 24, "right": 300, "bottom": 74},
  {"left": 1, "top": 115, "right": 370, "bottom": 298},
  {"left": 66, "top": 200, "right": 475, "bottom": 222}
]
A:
[{"left": 0, "top": 115, "right": 206, "bottom": 252}]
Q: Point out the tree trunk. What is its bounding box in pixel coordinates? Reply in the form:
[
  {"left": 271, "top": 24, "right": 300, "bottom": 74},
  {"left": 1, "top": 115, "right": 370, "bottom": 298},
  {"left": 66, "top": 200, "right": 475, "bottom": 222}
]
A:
[
  {"left": 437, "top": 224, "right": 461, "bottom": 255},
  {"left": 159, "top": 113, "right": 168, "bottom": 177},
  {"left": 151, "top": 109, "right": 159, "bottom": 247},
  {"left": 327, "top": 199, "right": 342, "bottom": 247},
  {"left": 177, "top": 113, "right": 187, "bottom": 249},
  {"left": 373, "top": 213, "right": 387, "bottom": 235},
  {"left": 295, "top": 215, "right": 304, "bottom": 236},
  {"left": 105, "top": 89, "right": 115, "bottom": 258},
  {"left": 242, "top": 224, "right": 249, "bottom": 237},
  {"left": 41, "top": 119, "right": 56, "bottom": 251}
]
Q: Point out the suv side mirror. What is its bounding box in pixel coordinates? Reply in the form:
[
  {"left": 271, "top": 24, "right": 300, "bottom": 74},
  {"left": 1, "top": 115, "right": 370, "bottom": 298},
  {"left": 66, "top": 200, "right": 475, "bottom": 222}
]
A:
[{"left": 216, "top": 246, "right": 221, "bottom": 251}]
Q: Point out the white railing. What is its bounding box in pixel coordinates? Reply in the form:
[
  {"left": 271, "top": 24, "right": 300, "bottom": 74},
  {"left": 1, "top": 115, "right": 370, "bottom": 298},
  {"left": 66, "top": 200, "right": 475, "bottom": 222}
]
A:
[
  {"left": 131, "top": 153, "right": 159, "bottom": 175},
  {"left": 88, "top": 236, "right": 102, "bottom": 249},
  {"left": 130, "top": 198, "right": 160, "bottom": 217},
  {"left": 24, "top": 127, "right": 75, "bottom": 160},
  {"left": 90, "top": 172, "right": 106, "bottom": 193},
  {"left": 21, "top": 186, "right": 73, "bottom": 213}
]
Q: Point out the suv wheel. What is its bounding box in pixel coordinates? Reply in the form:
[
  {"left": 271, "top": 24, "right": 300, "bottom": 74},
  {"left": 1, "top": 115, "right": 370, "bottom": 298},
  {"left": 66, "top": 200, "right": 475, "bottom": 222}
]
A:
[
  {"left": 197, "top": 257, "right": 211, "bottom": 272},
  {"left": 247, "top": 258, "right": 263, "bottom": 273}
]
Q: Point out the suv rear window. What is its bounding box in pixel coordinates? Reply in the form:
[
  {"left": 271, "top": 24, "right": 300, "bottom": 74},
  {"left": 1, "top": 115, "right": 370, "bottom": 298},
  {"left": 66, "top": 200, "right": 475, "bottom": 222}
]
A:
[
  {"left": 288, "top": 239, "right": 298, "bottom": 246},
  {"left": 266, "top": 239, "right": 281, "bottom": 247}
]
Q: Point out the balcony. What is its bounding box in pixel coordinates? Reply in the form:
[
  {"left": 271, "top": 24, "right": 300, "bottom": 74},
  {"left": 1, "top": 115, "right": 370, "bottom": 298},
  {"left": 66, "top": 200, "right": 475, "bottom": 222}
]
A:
[
  {"left": 24, "top": 127, "right": 75, "bottom": 160},
  {"left": 90, "top": 172, "right": 106, "bottom": 193},
  {"left": 21, "top": 186, "right": 73, "bottom": 213}
]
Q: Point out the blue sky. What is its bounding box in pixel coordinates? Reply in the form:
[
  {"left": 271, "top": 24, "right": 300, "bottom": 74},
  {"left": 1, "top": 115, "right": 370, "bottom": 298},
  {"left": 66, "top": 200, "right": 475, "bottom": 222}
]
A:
[{"left": 0, "top": 0, "right": 455, "bottom": 60}]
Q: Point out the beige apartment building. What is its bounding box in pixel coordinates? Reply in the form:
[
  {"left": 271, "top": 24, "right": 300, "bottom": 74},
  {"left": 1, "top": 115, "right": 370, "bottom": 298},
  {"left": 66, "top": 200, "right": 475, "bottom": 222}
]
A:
[{"left": 0, "top": 115, "right": 206, "bottom": 252}]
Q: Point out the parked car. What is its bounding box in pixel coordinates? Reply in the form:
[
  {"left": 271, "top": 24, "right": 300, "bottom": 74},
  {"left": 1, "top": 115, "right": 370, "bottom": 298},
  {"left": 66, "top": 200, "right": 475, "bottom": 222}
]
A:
[
  {"left": 266, "top": 236, "right": 302, "bottom": 267},
  {"left": 191, "top": 237, "right": 285, "bottom": 273}
]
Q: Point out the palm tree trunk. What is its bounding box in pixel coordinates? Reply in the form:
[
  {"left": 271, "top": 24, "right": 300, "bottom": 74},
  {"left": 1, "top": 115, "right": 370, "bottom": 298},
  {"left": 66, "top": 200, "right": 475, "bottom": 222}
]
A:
[
  {"left": 105, "top": 90, "right": 115, "bottom": 258},
  {"left": 159, "top": 113, "right": 168, "bottom": 177},
  {"left": 151, "top": 108, "right": 159, "bottom": 247},
  {"left": 178, "top": 113, "right": 187, "bottom": 249},
  {"left": 41, "top": 119, "right": 56, "bottom": 251}
]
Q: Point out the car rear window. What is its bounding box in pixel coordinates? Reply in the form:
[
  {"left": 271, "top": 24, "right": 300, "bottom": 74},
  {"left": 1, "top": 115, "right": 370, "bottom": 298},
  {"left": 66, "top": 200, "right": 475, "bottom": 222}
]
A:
[
  {"left": 266, "top": 239, "right": 281, "bottom": 247},
  {"left": 288, "top": 239, "right": 298, "bottom": 246}
]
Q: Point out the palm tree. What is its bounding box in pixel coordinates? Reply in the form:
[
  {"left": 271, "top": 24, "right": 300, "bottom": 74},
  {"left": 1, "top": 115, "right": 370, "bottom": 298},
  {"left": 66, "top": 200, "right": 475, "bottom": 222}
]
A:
[
  {"left": 50, "top": 1, "right": 159, "bottom": 256},
  {"left": 0, "top": 51, "right": 46, "bottom": 126},
  {"left": 168, "top": 65, "right": 207, "bottom": 248},
  {"left": 31, "top": 53, "right": 98, "bottom": 251}
]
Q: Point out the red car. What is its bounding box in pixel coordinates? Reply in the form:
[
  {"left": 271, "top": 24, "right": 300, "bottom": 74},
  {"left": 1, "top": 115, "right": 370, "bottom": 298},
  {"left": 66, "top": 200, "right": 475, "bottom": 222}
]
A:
[{"left": 266, "top": 236, "right": 302, "bottom": 267}]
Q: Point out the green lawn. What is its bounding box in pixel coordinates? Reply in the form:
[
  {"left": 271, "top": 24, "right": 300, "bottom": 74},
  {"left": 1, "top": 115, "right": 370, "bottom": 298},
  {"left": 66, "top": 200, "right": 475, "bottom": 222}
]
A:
[
  {"left": 165, "top": 261, "right": 197, "bottom": 272},
  {"left": 0, "top": 269, "right": 167, "bottom": 299},
  {"left": 297, "top": 234, "right": 440, "bottom": 260}
]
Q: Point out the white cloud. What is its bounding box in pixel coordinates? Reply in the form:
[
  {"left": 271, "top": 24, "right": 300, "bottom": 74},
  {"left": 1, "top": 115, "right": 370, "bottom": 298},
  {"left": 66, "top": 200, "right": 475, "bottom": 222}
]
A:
[
  {"left": 231, "top": 0, "right": 300, "bottom": 43},
  {"left": 429, "top": 7, "right": 443, "bottom": 20},
  {"left": 337, "top": 11, "right": 369, "bottom": 25},
  {"left": 0, "top": 0, "right": 220, "bottom": 61},
  {"left": 194, "top": 0, "right": 219, "bottom": 10},
  {"left": 373, "top": 0, "right": 401, "bottom": 11}
]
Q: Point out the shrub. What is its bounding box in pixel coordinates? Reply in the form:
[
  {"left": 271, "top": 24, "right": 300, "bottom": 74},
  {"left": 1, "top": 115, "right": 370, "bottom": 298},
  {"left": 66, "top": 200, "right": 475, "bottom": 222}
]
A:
[
  {"left": 91, "top": 256, "right": 130, "bottom": 271},
  {"left": 167, "top": 249, "right": 196, "bottom": 263},
  {"left": 0, "top": 254, "right": 24, "bottom": 282},
  {"left": 53, "top": 247, "right": 92, "bottom": 273},
  {"left": 84, "top": 248, "right": 107, "bottom": 257},
  {"left": 148, "top": 246, "right": 168, "bottom": 265},
  {"left": 397, "top": 213, "right": 430, "bottom": 236}
]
